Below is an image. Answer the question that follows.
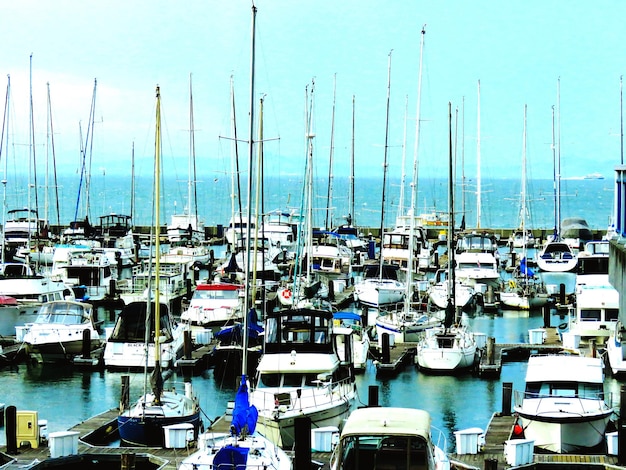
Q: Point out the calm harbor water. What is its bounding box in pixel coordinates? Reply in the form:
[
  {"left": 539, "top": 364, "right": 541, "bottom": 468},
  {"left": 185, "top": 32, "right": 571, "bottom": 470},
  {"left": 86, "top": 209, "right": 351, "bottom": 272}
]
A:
[{"left": 1, "top": 299, "right": 623, "bottom": 453}]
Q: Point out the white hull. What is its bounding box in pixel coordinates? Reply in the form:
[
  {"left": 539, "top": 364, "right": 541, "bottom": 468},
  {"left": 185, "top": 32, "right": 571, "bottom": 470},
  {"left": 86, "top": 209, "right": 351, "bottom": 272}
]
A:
[
  {"left": 499, "top": 291, "right": 549, "bottom": 310},
  {"left": 254, "top": 395, "right": 353, "bottom": 449},
  {"left": 179, "top": 432, "right": 292, "bottom": 470},
  {"left": 428, "top": 282, "right": 474, "bottom": 310},
  {"left": 354, "top": 278, "right": 404, "bottom": 308},
  {"left": 376, "top": 311, "right": 441, "bottom": 344},
  {"left": 416, "top": 327, "right": 477, "bottom": 371},
  {"left": 517, "top": 408, "right": 612, "bottom": 453}
]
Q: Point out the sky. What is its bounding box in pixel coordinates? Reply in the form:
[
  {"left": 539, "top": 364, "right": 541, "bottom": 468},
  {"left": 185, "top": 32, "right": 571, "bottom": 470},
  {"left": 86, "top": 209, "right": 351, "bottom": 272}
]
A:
[{"left": 1, "top": 0, "right": 625, "bottom": 185}]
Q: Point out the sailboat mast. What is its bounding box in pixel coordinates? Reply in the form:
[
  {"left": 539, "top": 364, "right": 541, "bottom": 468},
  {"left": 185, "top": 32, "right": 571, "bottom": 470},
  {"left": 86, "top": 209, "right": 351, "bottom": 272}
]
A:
[
  {"left": 154, "top": 85, "right": 162, "bottom": 370},
  {"left": 378, "top": 51, "right": 392, "bottom": 279},
  {"left": 521, "top": 104, "right": 528, "bottom": 278},
  {"left": 406, "top": 27, "right": 425, "bottom": 311},
  {"left": 242, "top": 3, "right": 257, "bottom": 374},
  {"left": 556, "top": 78, "right": 562, "bottom": 236},
  {"left": 448, "top": 101, "right": 456, "bottom": 305},
  {"left": 0, "top": 75, "right": 9, "bottom": 264},
  {"left": 188, "top": 73, "right": 196, "bottom": 227},
  {"left": 476, "top": 79, "right": 481, "bottom": 229},
  {"left": 397, "top": 95, "right": 408, "bottom": 221},
  {"left": 47, "top": 83, "right": 61, "bottom": 228},
  {"left": 551, "top": 105, "right": 557, "bottom": 237},
  {"left": 349, "top": 95, "right": 355, "bottom": 225},
  {"left": 325, "top": 74, "right": 336, "bottom": 230}
]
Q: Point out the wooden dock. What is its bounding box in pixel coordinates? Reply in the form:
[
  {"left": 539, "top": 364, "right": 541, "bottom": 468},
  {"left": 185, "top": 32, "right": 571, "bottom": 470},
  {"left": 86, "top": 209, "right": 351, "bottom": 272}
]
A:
[
  {"left": 373, "top": 341, "right": 417, "bottom": 374},
  {"left": 478, "top": 327, "right": 579, "bottom": 378},
  {"left": 450, "top": 412, "right": 621, "bottom": 469}
]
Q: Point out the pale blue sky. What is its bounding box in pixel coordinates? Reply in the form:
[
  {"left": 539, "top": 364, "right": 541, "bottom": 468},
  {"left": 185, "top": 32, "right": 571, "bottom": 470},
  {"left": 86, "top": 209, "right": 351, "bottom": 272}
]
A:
[{"left": 1, "top": 1, "right": 624, "bottom": 184}]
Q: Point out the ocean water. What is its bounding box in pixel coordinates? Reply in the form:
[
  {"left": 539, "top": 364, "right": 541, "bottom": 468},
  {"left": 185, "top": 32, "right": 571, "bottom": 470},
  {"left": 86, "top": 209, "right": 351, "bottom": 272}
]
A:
[{"left": 5, "top": 173, "right": 614, "bottom": 231}]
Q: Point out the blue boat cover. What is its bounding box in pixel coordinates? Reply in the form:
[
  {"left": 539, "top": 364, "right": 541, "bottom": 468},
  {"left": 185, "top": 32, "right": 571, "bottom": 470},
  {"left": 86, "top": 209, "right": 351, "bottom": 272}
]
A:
[
  {"left": 333, "top": 311, "right": 361, "bottom": 322},
  {"left": 213, "top": 444, "right": 249, "bottom": 467},
  {"left": 231, "top": 375, "right": 258, "bottom": 436}
]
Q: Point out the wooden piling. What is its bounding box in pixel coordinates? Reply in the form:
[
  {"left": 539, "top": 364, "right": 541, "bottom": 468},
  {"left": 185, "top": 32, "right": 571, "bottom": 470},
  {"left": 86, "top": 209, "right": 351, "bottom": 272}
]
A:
[
  {"left": 368, "top": 385, "right": 379, "bottom": 407},
  {"left": 82, "top": 329, "right": 91, "bottom": 359},
  {"left": 501, "top": 382, "right": 512, "bottom": 416},
  {"left": 294, "top": 416, "right": 312, "bottom": 470}
]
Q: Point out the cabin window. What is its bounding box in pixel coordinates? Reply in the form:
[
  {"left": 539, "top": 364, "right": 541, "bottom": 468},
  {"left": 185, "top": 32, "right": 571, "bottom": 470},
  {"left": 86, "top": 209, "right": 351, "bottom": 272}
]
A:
[
  {"left": 607, "top": 309, "right": 619, "bottom": 321},
  {"left": 282, "top": 374, "right": 303, "bottom": 387},
  {"left": 257, "top": 373, "right": 280, "bottom": 388},
  {"left": 581, "top": 309, "right": 601, "bottom": 321}
]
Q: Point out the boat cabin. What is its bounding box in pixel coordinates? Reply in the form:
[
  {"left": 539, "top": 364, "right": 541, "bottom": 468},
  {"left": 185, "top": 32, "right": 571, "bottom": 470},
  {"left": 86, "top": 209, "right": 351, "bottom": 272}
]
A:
[{"left": 331, "top": 407, "right": 441, "bottom": 470}]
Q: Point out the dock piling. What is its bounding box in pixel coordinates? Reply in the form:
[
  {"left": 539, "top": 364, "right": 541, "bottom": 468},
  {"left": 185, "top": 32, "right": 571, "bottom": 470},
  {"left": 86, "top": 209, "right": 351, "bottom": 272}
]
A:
[
  {"left": 82, "top": 329, "right": 91, "bottom": 359},
  {"left": 368, "top": 385, "right": 379, "bottom": 407},
  {"left": 294, "top": 416, "right": 312, "bottom": 470},
  {"left": 502, "top": 382, "right": 512, "bottom": 416},
  {"left": 120, "top": 376, "right": 130, "bottom": 411},
  {"left": 5, "top": 405, "right": 16, "bottom": 454}
]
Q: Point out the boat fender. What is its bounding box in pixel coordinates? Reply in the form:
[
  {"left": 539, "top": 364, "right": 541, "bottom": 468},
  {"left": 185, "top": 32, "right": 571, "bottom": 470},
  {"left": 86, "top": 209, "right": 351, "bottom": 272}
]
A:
[
  {"left": 558, "top": 322, "right": 568, "bottom": 331},
  {"left": 508, "top": 279, "right": 516, "bottom": 289}
]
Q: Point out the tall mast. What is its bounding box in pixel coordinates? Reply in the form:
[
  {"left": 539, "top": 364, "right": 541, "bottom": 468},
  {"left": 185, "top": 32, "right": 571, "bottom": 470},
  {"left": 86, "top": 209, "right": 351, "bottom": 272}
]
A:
[
  {"left": 378, "top": 50, "right": 392, "bottom": 280},
  {"left": 406, "top": 26, "right": 425, "bottom": 312},
  {"left": 153, "top": 85, "right": 162, "bottom": 393},
  {"left": 397, "top": 95, "right": 408, "bottom": 221},
  {"left": 448, "top": 101, "right": 455, "bottom": 306},
  {"left": 476, "top": 79, "right": 481, "bottom": 229},
  {"left": 0, "top": 76, "right": 10, "bottom": 263},
  {"left": 556, "top": 78, "right": 561, "bottom": 234},
  {"left": 242, "top": 2, "right": 257, "bottom": 376},
  {"left": 349, "top": 95, "right": 355, "bottom": 225},
  {"left": 325, "top": 74, "right": 336, "bottom": 230},
  {"left": 188, "top": 73, "right": 196, "bottom": 227}
]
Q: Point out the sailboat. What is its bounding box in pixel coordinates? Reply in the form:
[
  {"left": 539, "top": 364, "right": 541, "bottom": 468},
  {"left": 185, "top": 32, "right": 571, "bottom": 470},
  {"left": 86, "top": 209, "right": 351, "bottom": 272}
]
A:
[
  {"left": 415, "top": 103, "right": 478, "bottom": 373},
  {"left": 166, "top": 74, "right": 206, "bottom": 246},
  {"left": 181, "top": 7, "right": 291, "bottom": 467},
  {"left": 500, "top": 105, "right": 549, "bottom": 310},
  {"left": 537, "top": 84, "right": 578, "bottom": 273},
  {"left": 353, "top": 51, "right": 404, "bottom": 309},
  {"left": 376, "top": 29, "right": 444, "bottom": 343},
  {"left": 116, "top": 86, "right": 201, "bottom": 448}
]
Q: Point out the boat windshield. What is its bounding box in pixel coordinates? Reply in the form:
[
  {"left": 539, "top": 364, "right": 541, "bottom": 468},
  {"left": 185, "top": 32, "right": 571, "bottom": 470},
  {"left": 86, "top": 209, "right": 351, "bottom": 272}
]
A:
[
  {"left": 525, "top": 381, "right": 604, "bottom": 399},
  {"left": 337, "top": 435, "right": 428, "bottom": 470},
  {"left": 35, "top": 303, "right": 87, "bottom": 324}
]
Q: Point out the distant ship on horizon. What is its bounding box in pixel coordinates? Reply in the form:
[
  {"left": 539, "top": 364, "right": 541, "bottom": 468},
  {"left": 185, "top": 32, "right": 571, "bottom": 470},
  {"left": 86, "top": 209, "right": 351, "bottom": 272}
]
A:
[
  {"left": 563, "top": 172, "right": 605, "bottom": 181},
  {"left": 583, "top": 172, "right": 605, "bottom": 180}
]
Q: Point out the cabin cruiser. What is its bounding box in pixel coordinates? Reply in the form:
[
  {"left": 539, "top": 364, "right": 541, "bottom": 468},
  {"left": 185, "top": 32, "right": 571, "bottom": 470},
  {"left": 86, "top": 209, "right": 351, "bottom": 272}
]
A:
[
  {"left": 513, "top": 354, "right": 614, "bottom": 453},
  {"left": 19, "top": 300, "right": 102, "bottom": 363},
  {"left": 250, "top": 307, "right": 356, "bottom": 448},
  {"left": 0, "top": 262, "right": 75, "bottom": 335},
  {"left": 330, "top": 406, "right": 450, "bottom": 470},
  {"left": 180, "top": 281, "right": 243, "bottom": 332},
  {"left": 103, "top": 301, "right": 186, "bottom": 370},
  {"left": 566, "top": 240, "right": 618, "bottom": 345}
]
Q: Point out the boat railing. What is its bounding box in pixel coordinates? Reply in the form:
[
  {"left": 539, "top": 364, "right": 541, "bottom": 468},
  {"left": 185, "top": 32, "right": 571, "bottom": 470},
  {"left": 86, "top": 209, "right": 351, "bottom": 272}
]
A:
[
  {"left": 431, "top": 425, "right": 448, "bottom": 453},
  {"left": 514, "top": 389, "right": 613, "bottom": 410},
  {"left": 254, "top": 376, "right": 354, "bottom": 414}
]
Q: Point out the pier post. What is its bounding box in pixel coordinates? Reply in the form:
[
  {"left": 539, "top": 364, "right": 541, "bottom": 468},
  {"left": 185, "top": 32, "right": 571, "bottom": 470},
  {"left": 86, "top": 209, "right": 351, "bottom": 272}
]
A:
[
  {"left": 121, "top": 453, "right": 136, "bottom": 470},
  {"left": 328, "top": 280, "right": 335, "bottom": 301},
  {"left": 485, "top": 458, "right": 498, "bottom": 470},
  {"left": 559, "top": 284, "right": 566, "bottom": 305},
  {"left": 120, "top": 376, "right": 130, "bottom": 411},
  {"left": 362, "top": 306, "right": 368, "bottom": 327},
  {"left": 82, "top": 329, "right": 91, "bottom": 359},
  {"left": 109, "top": 279, "right": 116, "bottom": 298},
  {"left": 487, "top": 337, "right": 495, "bottom": 366},
  {"left": 381, "top": 333, "right": 391, "bottom": 364},
  {"left": 294, "top": 416, "right": 311, "bottom": 470},
  {"left": 542, "top": 304, "right": 551, "bottom": 328},
  {"left": 5, "top": 405, "right": 16, "bottom": 454},
  {"left": 501, "top": 382, "right": 512, "bottom": 416},
  {"left": 368, "top": 385, "right": 379, "bottom": 407},
  {"left": 617, "top": 385, "right": 626, "bottom": 465},
  {"left": 183, "top": 330, "right": 192, "bottom": 360}
]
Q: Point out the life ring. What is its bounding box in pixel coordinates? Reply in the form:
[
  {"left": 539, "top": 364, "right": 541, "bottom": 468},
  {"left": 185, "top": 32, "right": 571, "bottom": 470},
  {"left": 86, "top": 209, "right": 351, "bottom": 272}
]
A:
[
  {"left": 508, "top": 279, "right": 516, "bottom": 289},
  {"left": 279, "top": 288, "right": 293, "bottom": 305}
]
